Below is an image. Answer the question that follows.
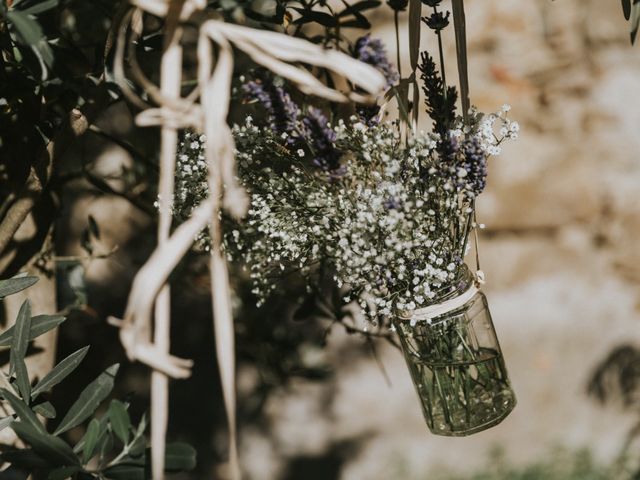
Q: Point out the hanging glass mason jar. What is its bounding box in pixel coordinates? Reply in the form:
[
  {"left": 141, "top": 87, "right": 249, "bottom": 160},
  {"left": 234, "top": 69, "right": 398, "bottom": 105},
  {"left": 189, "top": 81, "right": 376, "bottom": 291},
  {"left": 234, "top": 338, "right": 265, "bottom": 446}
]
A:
[{"left": 393, "top": 265, "right": 516, "bottom": 436}]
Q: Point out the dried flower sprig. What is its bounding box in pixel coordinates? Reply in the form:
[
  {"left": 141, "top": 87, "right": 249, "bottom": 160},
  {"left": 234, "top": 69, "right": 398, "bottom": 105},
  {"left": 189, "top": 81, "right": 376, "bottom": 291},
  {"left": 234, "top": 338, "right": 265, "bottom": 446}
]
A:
[
  {"left": 418, "top": 50, "right": 457, "bottom": 137},
  {"left": 353, "top": 35, "right": 399, "bottom": 88}
]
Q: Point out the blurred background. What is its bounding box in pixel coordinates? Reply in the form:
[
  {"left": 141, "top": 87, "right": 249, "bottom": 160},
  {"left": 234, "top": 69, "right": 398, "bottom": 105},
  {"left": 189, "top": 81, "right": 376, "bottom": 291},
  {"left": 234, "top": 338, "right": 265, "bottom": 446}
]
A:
[{"left": 36, "top": 0, "right": 640, "bottom": 478}]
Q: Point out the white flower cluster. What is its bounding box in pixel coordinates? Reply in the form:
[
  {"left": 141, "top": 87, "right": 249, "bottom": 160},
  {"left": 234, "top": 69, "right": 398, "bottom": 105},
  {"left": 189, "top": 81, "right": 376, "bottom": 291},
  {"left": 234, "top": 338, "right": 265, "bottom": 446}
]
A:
[
  {"left": 173, "top": 108, "right": 518, "bottom": 318},
  {"left": 473, "top": 104, "right": 520, "bottom": 156}
]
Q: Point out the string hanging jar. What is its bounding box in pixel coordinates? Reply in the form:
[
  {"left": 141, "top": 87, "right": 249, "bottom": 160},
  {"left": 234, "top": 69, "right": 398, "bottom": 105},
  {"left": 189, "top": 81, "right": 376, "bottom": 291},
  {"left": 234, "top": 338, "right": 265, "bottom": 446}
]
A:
[{"left": 393, "top": 265, "right": 516, "bottom": 436}]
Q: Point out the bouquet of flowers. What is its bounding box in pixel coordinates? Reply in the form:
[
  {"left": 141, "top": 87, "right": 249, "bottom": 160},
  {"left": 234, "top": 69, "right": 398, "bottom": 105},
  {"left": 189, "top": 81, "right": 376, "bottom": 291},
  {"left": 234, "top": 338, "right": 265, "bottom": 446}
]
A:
[{"left": 173, "top": 21, "right": 518, "bottom": 435}]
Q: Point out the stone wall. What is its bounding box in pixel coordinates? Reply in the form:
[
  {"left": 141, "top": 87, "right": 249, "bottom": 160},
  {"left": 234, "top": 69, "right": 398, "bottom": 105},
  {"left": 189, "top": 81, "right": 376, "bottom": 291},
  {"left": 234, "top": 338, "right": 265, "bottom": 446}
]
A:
[{"left": 241, "top": 1, "right": 640, "bottom": 478}]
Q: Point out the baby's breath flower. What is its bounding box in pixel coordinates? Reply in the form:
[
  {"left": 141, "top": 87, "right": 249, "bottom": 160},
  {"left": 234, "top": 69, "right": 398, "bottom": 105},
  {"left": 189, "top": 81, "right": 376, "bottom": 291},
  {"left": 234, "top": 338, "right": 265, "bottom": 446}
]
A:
[{"left": 172, "top": 106, "right": 518, "bottom": 321}]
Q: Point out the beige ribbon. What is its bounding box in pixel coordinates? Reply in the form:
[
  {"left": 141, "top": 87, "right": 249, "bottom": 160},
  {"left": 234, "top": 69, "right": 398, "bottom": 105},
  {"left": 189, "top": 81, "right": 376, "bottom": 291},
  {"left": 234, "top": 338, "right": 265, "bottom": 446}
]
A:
[
  {"left": 398, "top": 284, "right": 480, "bottom": 326},
  {"left": 111, "top": 3, "right": 386, "bottom": 478}
]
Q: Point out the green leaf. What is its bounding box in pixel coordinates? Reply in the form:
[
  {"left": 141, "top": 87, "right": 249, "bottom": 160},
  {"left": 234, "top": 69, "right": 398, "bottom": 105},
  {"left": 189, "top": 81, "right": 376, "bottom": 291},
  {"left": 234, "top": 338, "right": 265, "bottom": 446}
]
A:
[
  {"left": 386, "top": 79, "right": 412, "bottom": 126},
  {"left": 108, "top": 399, "right": 130, "bottom": 444},
  {"left": 1, "top": 448, "right": 50, "bottom": 469},
  {"left": 11, "top": 299, "right": 32, "bottom": 400},
  {"left": 12, "top": 421, "right": 79, "bottom": 466},
  {"left": 128, "top": 413, "right": 148, "bottom": 457},
  {"left": 81, "top": 418, "right": 100, "bottom": 464},
  {"left": 10, "top": 299, "right": 31, "bottom": 372},
  {"left": 33, "top": 38, "right": 55, "bottom": 68},
  {"left": 74, "top": 412, "right": 108, "bottom": 454},
  {"left": 0, "top": 314, "right": 66, "bottom": 347},
  {"left": 408, "top": 0, "right": 421, "bottom": 71},
  {"left": 164, "top": 442, "right": 197, "bottom": 472},
  {"left": 339, "top": 12, "right": 370, "bottom": 29},
  {"left": 47, "top": 465, "right": 81, "bottom": 480},
  {"left": 338, "top": 0, "right": 380, "bottom": 16},
  {"left": 31, "top": 346, "right": 90, "bottom": 399},
  {"left": 6, "top": 10, "right": 44, "bottom": 45},
  {"left": 0, "top": 416, "right": 14, "bottom": 432},
  {"left": 19, "top": 0, "right": 59, "bottom": 15},
  {"left": 53, "top": 364, "right": 119, "bottom": 435},
  {"left": 14, "top": 356, "right": 31, "bottom": 402},
  {"left": 103, "top": 442, "right": 196, "bottom": 478},
  {"left": 623, "top": 0, "right": 632, "bottom": 20},
  {"left": 128, "top": 433, "right": 146, "bottom": 458},
  {"left": 0, "top": 388, "right": 44, "bottom": 434},
  {"left": 291, "top": 7, "right": 338, "bottom": 27},
  {"left": 100, "top": 431, "right": 115, "bottom": 461},
  {"left": 103, "top": 463, "right": 146, "bottom": 480},
  {"left": 0, "top": 276, "right": 37, "bottom": 298},
  {"left": 34, "top": 401, "right": 56, "bottom": 419}
]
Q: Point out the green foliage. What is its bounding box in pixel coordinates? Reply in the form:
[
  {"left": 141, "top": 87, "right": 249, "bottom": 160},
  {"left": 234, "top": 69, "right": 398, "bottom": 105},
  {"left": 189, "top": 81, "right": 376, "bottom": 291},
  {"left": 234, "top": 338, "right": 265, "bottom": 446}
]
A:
[
  {"left": 0, "top": 275, "right": 197, "bottom": 478},
  {"left": 31, "top": 346, "right": 90, "bottom": 399},
  {"left": 53, "top": 364, "right": 119, "bottom": 435},
  {"left": 0, "top": 276, "right": 38, "bottom": 299},
  {"left": 0, "top": 314, "right": 65, "bottom": 347}
]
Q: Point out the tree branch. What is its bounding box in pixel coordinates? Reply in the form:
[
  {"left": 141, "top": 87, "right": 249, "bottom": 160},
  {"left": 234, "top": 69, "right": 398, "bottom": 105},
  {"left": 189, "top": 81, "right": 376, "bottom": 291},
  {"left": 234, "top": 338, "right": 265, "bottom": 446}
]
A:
[{"left": 0, "top": 93, "right": 107, "bottom": 264}]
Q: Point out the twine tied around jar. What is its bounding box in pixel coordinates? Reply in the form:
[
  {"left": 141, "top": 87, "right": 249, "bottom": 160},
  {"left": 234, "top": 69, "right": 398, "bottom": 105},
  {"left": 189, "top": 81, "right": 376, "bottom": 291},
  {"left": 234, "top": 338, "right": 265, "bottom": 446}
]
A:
[{"left": 400, "top": 206, "right": 486, "bottom": 327}]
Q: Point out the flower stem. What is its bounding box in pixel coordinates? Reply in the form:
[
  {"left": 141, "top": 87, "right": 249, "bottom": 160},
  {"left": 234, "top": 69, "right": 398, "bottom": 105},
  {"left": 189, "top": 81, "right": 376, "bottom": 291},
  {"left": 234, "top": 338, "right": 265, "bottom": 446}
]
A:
[
  {"left": 434, "top": 6, "right": 447, "bottom": 100},
  {"left": 394, "top": 10, "right": 402, "bottom": 78}
]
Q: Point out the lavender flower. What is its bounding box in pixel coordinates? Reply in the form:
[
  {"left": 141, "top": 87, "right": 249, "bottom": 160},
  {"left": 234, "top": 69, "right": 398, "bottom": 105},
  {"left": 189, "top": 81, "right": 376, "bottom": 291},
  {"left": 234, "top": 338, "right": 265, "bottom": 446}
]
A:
[
  {"left": 353, "top": 35, "right": 398, "bottom": 125},
  {"left": 460, "top": 137, "right": 487, "bottom": 196},
  {"left": 242, "top": 73, "right": 300, "bottom": 145},
  {"left": 354, "top": 35, "right": 399, "bottom": 87},
  {"left": 418, "top": 51, "right": 457, "bottom": 137},
  {"left": 356, "top": 105, "right": 382, "bottom": 126},
  {"left": 173, "top": 107, "right": 519, "bottom": 317},
  {"left": 384, "top": 197, "right": 402, "bottom": 210},
  {"left": 301, "top": 107, "right": 342, "bottom": 174},
  {"left": 422, "top": 11, "right": 450, "bottom": 31}
]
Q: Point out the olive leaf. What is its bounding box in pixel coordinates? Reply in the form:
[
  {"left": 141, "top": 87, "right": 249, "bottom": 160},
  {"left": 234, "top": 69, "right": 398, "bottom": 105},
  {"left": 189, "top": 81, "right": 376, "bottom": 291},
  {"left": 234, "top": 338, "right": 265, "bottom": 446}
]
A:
[
  {"left": 10, "top": 300, "right": 32, "bottom": 401},
  {"left": 53, "top": 364, "right": 119, "bottom": 436},
  {"left": 0, "top": 314, "right": 66, "bottom": 347},
  {"left": 31, "top": 346, "right": 90, "bottom": 400},
  {"left": 1, "top": 388, "right": 44, "bottom": 434},
  {"left": 103, "top": 463, "right": 145, "bottom": 480},
  {"left": 164, "top": 442, "right": 197, "bottom": 471},
  {"left": 0, "top": 276, "right": 37, "bottom": 299},
  {"left": 0, "top": 449, "right": 50, "bottom": 470},
  {"left": 33, "top": 401, "right": 56, "bottom": 419},
  {"left": 73, "top": 413, "right": 108, "bottom": 454},
  {"left": 108, "top": 399, "right": 131, "bottom": 444},
  {"left": 17, "top": 0, "right": 59, "bottom": 15},
  {"left": 11, "top": 421, "right": 79, "bottom": 466},
  {"left": 47, "top": 465, "right": 82, "bottom": 480},
  {"left": 81, "top": 418, "right": 100, "bottom": 464},
  {"left": 0, "top": 416, "right": 14, "bottom": 432}
]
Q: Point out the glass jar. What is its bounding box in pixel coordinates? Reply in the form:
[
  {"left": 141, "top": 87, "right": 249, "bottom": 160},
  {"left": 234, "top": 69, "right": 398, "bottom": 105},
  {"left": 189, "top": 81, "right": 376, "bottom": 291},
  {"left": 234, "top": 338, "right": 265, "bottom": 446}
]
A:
[{"left": 393, "top": 265, "right": 516, "bottom": 436}]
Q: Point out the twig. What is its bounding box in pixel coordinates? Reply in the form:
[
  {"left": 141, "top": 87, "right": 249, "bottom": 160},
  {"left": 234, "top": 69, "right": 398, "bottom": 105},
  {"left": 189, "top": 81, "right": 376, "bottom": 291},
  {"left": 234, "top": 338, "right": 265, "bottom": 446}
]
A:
[
  {"left": 335, "top": 318, "right": 401, "bottom": 350},
  {"left": 0, "top": 107, "right": 95, "bottom": 260},
  {"left": 433, "top": 5, "right": 447, "bottom": 100},
  {"left": 52, "top": 245, "right": 120, "bottom": 262},
  {"left": 87, "top": 124, "right": 159, "bottom": 173},
  {"left": 83, "top": 171, "right": 155, "bottom": 216},
  {"left": 366, "top": 335, "right": 392, "bottom": 387}
]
